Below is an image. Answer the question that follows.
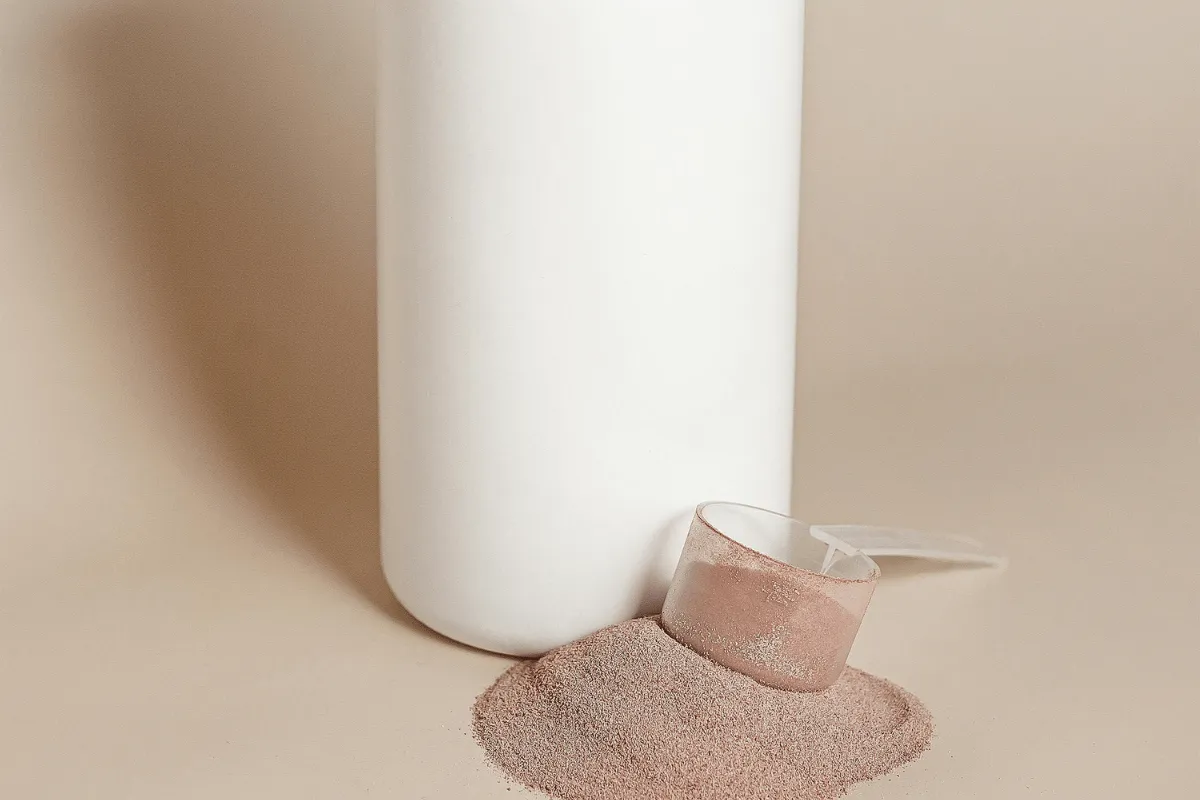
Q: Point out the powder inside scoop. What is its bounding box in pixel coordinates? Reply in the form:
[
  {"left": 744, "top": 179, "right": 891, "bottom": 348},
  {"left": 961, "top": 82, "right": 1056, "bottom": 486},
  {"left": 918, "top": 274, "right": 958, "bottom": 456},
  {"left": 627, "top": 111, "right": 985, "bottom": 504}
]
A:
[
  {"left": 662, "top": 561, "right": 867, "bottom": 692},
  {"left": 473, "top": 617, "right": 932, "bottom": 800}
]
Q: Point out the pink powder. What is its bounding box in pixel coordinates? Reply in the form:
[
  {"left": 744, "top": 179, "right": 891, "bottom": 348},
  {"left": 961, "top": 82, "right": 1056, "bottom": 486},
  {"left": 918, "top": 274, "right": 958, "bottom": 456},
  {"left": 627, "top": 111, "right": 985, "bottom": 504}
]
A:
[
  {"left": 473, "top": 617, "right": 933, "bottom": 800},
  {"left": 662, "top": 508, "right": 878, "bottom": 693},
  {"left": 663, "top": 561, "right": 865, "bottom": 692}
]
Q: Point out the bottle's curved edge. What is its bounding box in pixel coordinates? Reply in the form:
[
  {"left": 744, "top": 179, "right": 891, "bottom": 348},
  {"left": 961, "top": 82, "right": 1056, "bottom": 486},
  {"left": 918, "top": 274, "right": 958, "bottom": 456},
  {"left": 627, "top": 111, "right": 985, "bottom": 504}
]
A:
[{"left": 382, "top": 560, "right": 576, "bottom": 659}]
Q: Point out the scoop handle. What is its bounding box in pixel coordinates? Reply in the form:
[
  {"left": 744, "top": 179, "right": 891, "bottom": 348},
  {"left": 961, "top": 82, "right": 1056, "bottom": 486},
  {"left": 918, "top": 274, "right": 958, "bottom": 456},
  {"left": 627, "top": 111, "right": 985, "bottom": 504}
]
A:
[{"left": 810, "top": 525, "right": 1007, "bottom": 567}]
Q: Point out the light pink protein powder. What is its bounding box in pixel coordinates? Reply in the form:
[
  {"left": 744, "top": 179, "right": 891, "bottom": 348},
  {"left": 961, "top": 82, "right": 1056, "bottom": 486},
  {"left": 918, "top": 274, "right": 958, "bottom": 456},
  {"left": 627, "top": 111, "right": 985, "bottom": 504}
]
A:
[
  {"left": 473, "top": 617, "right": 933, "bottom": 800},
  {"left": 662, "top": 561, "right": 868, "bottom": 692}
]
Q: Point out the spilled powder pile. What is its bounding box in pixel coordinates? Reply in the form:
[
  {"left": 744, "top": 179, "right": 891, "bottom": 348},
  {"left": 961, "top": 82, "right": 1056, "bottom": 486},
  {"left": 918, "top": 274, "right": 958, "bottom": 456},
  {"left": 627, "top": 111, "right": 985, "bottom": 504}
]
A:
[{"left": 473, "top": 618, "right": 932, "bottom": 800}]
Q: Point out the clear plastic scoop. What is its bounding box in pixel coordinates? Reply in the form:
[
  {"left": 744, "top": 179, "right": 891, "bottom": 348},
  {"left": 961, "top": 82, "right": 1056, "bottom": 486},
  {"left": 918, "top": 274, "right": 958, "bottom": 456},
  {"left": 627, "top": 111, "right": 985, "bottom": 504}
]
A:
[
  {"left": 661, "top": 503, "right": 880, "bottom": 692},
  {"left": 661, "top": 504, "right": 1007, "bottom": 692}
]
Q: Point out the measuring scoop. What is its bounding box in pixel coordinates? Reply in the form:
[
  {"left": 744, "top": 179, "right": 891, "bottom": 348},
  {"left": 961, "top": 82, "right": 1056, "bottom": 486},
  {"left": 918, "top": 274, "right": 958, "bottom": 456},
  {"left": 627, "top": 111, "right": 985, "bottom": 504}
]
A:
[{"left": 661, "top": 502, "right": 1003, "bottom": 692}]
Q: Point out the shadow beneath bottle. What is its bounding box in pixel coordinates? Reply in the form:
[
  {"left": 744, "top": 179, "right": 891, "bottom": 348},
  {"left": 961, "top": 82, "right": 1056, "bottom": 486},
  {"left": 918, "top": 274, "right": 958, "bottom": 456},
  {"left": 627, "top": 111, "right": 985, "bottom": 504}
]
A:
[{"left": 57, "top": 2, "right": 454, "bottom": 643}]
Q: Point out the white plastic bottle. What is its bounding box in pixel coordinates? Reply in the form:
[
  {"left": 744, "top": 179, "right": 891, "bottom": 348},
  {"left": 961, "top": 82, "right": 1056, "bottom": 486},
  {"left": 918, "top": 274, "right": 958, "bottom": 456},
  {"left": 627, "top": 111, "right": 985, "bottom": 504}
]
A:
[{"left": 379, "top": 0, "right": 804, "bottom": 656}]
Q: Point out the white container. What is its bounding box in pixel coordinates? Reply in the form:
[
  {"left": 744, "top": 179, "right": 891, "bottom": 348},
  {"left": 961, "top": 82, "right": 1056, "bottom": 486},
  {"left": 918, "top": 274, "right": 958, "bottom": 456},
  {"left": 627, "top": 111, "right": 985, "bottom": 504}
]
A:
[{"left": 379, "top": 0, "right": 804, "bottom": 656}]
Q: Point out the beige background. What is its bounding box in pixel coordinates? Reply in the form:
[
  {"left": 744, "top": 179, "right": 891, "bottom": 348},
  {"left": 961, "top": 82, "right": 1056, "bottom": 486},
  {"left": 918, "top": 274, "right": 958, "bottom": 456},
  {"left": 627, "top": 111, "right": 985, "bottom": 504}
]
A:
[{"left": 1, "top": 1, "right": 1197, "bottom": 797}]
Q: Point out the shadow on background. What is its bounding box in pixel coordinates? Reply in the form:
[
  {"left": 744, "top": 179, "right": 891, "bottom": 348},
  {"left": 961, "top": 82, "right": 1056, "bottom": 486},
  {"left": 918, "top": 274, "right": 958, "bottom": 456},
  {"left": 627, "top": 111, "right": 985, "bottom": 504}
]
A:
[{"left": 63, "top": 3, "right": 423, "bottom": 627}]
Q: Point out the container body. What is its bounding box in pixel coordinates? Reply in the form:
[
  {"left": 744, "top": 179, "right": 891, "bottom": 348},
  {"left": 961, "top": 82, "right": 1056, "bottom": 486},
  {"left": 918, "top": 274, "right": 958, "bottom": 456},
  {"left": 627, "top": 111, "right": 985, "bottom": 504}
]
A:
[{"left": 379, "top": 0, "right": 804, "bottom": 655}]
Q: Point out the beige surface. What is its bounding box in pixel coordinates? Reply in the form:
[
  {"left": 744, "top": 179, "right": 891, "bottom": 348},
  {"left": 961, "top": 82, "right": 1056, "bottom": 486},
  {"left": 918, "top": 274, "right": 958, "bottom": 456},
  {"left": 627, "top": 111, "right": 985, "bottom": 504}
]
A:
[{"left": 2, "top": 1, "right": 1198, "bottom": 797}]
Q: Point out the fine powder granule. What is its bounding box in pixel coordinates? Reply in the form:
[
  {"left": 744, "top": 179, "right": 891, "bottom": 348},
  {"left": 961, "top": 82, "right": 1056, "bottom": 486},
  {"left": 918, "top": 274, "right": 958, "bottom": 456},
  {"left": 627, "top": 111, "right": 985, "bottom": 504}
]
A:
[{"left": 473, "top": 618, "right": 933, "bottom": 800}]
